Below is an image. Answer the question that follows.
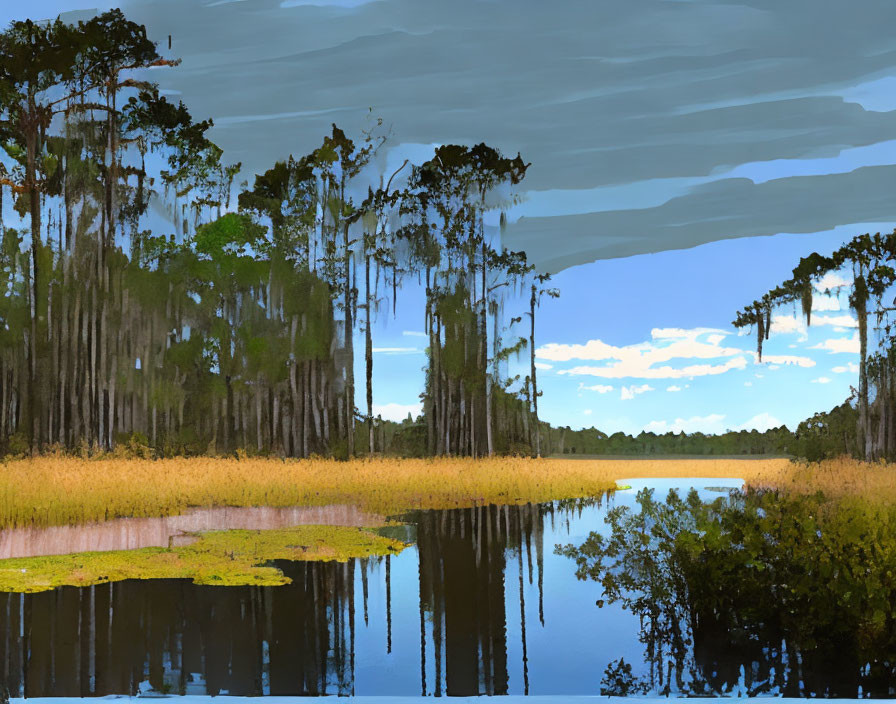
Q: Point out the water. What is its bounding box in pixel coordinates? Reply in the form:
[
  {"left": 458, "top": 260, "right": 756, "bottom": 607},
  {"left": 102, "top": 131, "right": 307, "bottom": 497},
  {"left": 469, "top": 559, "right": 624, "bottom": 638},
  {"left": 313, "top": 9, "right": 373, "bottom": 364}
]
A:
[
  {"left": 0, "top": 505, "right": 386, "bottom": 560},
  {"left": 2, "top": 477, "right": 894, "bottom": 698}
]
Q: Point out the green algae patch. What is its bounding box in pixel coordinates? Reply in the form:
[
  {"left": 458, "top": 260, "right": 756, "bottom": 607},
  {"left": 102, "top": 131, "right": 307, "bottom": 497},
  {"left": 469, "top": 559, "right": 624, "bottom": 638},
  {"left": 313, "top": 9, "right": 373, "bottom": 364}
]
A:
[{"left": 0, "top": 525, "right": 407, "bottom": 593}]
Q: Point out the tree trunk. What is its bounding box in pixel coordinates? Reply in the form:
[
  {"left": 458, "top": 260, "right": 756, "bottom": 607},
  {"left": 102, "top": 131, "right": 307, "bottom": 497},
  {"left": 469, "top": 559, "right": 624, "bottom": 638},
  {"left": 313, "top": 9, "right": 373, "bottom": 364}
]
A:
[
  {"left": 25, "top": 118, "right": 42, "bottom": 450},
  {"left": 343, "top": 220, "right": 355, "bottom": 457},
  {"left": 366, "top": 253, "right": 374, "bottom": 455},
  {"left": 530, "top": 285, "right": 540, "bottom": 458},
  {"left": 482, "top": 241, "right": 493, "bottom": 456}
]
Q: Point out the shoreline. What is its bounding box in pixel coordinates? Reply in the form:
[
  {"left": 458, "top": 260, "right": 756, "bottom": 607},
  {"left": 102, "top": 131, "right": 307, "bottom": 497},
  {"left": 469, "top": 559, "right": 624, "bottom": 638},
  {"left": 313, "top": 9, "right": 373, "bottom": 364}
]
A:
[{"left": 0, "top": 456, "right": 792, "bottom": 531}]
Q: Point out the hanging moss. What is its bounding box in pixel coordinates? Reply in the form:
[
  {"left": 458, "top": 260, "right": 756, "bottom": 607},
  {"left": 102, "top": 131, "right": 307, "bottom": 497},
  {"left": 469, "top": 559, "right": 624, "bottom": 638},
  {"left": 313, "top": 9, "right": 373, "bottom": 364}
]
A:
[
  {"left": 853, "top": 274, "right": 868, "bottom": 358},
  {"left": 852, "top": 273, "right": 870, "bottom": 459},
  {"left": 756, "top": 306, "right": 765, "bottom": 362},
  {"left": 801, "top": 279, "right": 813, "bottom": 327}
]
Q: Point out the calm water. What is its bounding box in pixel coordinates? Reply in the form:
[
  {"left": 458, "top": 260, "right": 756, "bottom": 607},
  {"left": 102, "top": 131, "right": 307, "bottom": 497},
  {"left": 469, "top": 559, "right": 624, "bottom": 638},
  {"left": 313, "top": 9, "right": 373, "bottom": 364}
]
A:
[{"left": 2, "top": 478, "right": 894, "bottom": 698}]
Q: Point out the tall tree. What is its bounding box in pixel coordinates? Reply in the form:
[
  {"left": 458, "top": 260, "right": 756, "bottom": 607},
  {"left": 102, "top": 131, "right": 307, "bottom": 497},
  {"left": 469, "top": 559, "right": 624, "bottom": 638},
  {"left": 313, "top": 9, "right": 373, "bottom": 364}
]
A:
[{"left": 526, "top": 273, "right": 558, "bottom": 457}]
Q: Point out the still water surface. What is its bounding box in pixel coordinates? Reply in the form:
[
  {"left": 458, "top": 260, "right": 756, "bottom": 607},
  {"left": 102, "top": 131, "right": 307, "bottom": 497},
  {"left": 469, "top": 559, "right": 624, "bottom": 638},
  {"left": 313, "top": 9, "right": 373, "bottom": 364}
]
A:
[{"left": 2, "top": 478, "right": 892, "bottom": 698}]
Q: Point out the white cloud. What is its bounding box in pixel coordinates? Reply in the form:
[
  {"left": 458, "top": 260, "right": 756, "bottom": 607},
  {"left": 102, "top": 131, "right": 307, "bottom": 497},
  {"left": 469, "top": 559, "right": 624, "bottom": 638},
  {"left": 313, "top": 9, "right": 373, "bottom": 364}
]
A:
[
  {"left": 651, "top": 327, "right": 726, "bottom": 340},
  {"left": 539, "top": 327, "right": 750, "bottom": 380},
  {"left": 833, "top": 362, "right": 860, "bottom": 374},
  {"left": 402, "top": 330, "right": 428, "bottom": 338},
  {"left": 811, "top": 377, "right": 832, "bottom": 384},
  {"left": 644, "top": 414, "right": 726, "bottom": 434},
  {"left": 812, "top": 295, "right": 841, "bottom": 312},
  {"left": 373, "top": 402, "right": 422, "bottom": 422},
  {"left": 580, "top": 383, "right": 614, "bottom": 393},
  {"left": 538, "top": 339, "right": 625, "bottom": 362},
  {"left": 372, "top": 347, "right": 422, "bottom": 354},
  {"left": 817, "top": 272, "right": 852, "bottom": 291},
  {"left": 744, "top": 381, "right": 753, "bottom": 386},
  {"left": 563, "top": 356, "right": 748, "bottom": 380},
  {"left": 666, "top": 385, "right": 682, "bottom": 392},
  {"left": 814, "top": 314, "right": 857, "bottom": 328},
  {"left": 771, "top": 314, "right": 807, "bottom": 338},
  {"left": 755, "top": 354, "right": 816, "bottom": 368},
  {"left": 621, "top": 383, "right": 654, "bottom": 400},
  {"left": 583, "top": 409, "right": 593, "bottom": 416},
  {"left": 811, "top": 333, "right": 860, "bottom": 354},
  {"left": 737, "top": 412, "right": 784, "bottom": 432},
  {"left": 769, "top": 312, "right": 854, "bottom": 338},
  {"left": 534, "top": 362, "right": 553, "bottom": 370}
]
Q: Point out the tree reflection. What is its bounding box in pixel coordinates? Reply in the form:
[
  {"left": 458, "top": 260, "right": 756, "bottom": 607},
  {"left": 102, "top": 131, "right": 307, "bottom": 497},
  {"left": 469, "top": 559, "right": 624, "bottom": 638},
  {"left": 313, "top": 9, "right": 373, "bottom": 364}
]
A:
[
  {"left": 558, "top": 487, "right": 896, "bottom": 698},
  {"left": 0, "top": 561, "right": 357, "bottom": 698},
  {"left": 1, "top": 500, "right": 587, "bottom": 698},
  {"left": 412, "top": 502, "right": 549, "bottom": 696}
]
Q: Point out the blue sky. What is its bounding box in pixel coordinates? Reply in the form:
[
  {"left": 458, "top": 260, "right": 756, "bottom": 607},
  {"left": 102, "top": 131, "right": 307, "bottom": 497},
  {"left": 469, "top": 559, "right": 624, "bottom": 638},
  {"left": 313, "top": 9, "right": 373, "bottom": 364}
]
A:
[
  {"left": 364, "top": 223, "right": 867, "bottom": 432},
  {"left": 9, "top": 0, "right": 892, "bottom": 433}
]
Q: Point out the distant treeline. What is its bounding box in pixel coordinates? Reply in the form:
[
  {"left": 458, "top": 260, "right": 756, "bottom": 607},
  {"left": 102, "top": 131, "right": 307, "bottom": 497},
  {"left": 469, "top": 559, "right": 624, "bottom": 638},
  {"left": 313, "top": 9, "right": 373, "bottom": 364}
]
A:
[
  {"left": 0, "top": 11, "right": 550, "bottom": 458},
  {"left": 367, "top": 401, "right": 861, "bottom": 460},
  {"left": 546, "top": 426, "right": 794, "bottom": 457}
]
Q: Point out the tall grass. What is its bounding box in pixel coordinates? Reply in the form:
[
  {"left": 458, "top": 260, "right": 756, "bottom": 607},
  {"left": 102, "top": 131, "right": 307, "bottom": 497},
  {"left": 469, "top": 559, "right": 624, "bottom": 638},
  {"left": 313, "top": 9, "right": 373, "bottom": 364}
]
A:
[
  {"left": 745, "top": 456, "right": 896, "bottom": 502},
  {"left": 0, "top": 456, "right": 796, "bottom": 529}
]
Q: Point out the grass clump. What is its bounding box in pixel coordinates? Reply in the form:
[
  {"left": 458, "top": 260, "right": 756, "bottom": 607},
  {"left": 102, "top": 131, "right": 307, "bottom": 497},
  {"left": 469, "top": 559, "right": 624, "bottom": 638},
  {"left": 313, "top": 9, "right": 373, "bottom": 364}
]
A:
[
  {"left": 744, "top": 455, "right": 896, "bottom": 503},
  {"left": 0, "top": 524, "right": 406, "bottom": 593}
]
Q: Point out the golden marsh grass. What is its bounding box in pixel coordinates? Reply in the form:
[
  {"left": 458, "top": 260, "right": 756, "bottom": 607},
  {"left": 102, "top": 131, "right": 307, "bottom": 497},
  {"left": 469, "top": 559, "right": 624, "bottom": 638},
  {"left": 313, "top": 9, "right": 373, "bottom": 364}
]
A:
[
  {"left": 3, "top": 455, "right": 893, "bottom": 593},
  {"left": 745, "top": 456, "right": 896, "bottom": 502},
  {"left": 0, "top": 455, "right": 796, "bottom": 530}
]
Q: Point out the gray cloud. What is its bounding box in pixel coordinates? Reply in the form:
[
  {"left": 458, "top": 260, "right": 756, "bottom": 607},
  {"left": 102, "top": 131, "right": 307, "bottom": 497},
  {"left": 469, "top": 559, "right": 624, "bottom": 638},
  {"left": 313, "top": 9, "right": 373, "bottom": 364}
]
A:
[
  {"left": 50, "top": 0, "right": 896, "bottom": 268},
  {"left": 512, "top": 165, "right": 896, "bottom": 271}
]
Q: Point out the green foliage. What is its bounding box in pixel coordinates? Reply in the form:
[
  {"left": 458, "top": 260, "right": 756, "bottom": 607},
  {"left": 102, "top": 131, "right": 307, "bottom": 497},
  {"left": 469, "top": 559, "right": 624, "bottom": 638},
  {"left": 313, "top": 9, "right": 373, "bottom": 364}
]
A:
[
  {"left": 600, "top": 658, "right": 647, "bottom": 696},
  {"left": 550, "top": 424, "right": 792, "bottom": 456},
  {"left": 792, "top": 401, "right": 858, "bottom": 461},
  {"left": 0, "top": 9, "right": 555, "bottom": 461},
  {"left": 734, "top": 230, "right": 896, "bottom": 461},
  {"left": 3, "top": 433, "right": 29, "bottom": 459},
  {"left": 193, "top": 212, "right": 263, "bottom": 257},
  {"left": 111, "top": 432, "right": 153, "bottom": 460},
  {"left": 558, "top": 486, "right": 896, "bottom": 697}
]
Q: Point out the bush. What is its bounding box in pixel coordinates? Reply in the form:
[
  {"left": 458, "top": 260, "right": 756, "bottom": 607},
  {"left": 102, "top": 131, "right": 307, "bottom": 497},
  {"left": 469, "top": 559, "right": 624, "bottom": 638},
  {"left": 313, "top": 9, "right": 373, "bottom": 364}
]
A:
[
  {"left": 4, "top": 432, "right": 30, "bottom": 459},
  {"left": 111, "top": 432, "right": 153, "bottom": 460},
  {"left": 600, "top": 658, "right": 646, "bottom": 696}
]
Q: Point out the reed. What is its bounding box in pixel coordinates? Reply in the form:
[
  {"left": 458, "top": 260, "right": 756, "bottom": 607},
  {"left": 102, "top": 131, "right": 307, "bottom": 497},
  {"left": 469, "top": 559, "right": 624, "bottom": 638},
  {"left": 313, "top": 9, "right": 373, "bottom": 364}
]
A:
[
  {"left": 744, "top": 456, "right": 896, "bottom": 502},
  {"left": 0, "top": 455, "right": 794, "bottom": 529}
]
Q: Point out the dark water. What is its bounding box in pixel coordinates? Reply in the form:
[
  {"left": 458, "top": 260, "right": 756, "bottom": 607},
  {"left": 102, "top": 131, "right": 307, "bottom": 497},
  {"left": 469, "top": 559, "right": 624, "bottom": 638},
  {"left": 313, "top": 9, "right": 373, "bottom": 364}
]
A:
[{"left": 2, "top": 478, "right": 895, "bottom": 698}]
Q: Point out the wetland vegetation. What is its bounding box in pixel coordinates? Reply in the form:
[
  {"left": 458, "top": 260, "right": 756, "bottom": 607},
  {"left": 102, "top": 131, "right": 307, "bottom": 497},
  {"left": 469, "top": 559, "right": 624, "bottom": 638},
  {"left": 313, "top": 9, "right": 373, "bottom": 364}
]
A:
[
  {"left": 0, "top": 524, "right": 407, "bottom": 593},
  {"left": 560, "top": 482, "right": 896, "bottom": 697},
  {"left": 0, "top": 6, "right": 894, "bottom": 700}
]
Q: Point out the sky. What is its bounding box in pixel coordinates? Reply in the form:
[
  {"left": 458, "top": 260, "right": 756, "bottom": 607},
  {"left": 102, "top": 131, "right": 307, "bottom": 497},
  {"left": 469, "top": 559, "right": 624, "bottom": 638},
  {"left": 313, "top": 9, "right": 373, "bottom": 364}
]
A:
[{"left": 7, "top": 0, "right": 891, "bottom": 433}]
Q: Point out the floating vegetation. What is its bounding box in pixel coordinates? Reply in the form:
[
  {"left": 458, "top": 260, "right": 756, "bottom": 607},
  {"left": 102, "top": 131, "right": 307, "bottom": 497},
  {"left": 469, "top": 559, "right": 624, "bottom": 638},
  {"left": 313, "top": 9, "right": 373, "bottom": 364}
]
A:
[{"left": 0, "top": 525, "right": 407, "bottom": 593}]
